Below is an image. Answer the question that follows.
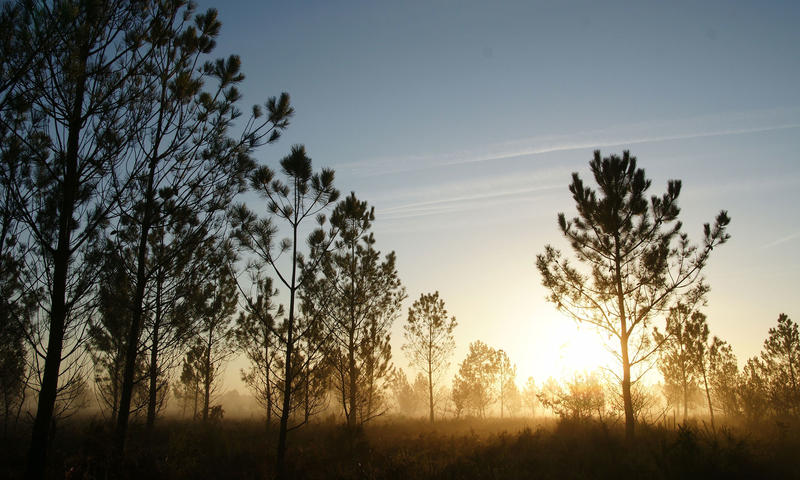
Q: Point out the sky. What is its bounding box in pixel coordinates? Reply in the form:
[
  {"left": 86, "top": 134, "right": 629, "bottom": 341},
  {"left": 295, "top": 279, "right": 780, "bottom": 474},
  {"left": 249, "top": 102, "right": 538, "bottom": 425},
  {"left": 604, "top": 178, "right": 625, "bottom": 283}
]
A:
[{"left": 195, "top": 0, "right": 800, "bottom": 391}]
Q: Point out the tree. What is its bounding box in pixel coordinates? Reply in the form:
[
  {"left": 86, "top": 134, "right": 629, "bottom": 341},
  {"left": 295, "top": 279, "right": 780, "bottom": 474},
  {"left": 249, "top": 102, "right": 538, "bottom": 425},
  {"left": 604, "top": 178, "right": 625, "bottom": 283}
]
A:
[
  {"left": 87, "top": 246, "right": 143, "bottom": 423},
  {"left": 3, "top": 2, "right": 159, "bottom": 476},
  {"left": 740, "top": 357, "right": 768, "bottom": 422},
  {"left": 235, "top": 276, "right": 283, "bottom": 425},
  {"left": 192, "top": 241, "right": 238, "bottom": 421},
  {"left": 653, "top": 303, "right": 706, "bottom": 422},
  {"left": 112, "top": 0, "right": 293, "bottom": 453},
  {"left": 538, "top": 373, "right": 605, "bottom": 420},
  {"left": 759, "top": 314, "right": 799, "bottom": 416},
  {"left": 175, "top": 346, "right": 204, "bottom": 419},
  {"left": 707, "top": 337, "right": 740, "bottom": 418},
  {"left": 496, "top": 349, "right": 516, "bottom": 418},
  {"left": 231, "top": 144, "right": 338, "bottom": 479},
  {"left": 0, "top": 2, "right": 40, "bottom": 437},
  {"left": 402, "top": 291, "right": 457, "bottom": 423},
  {"left": 536, "top": 150, "right": 730, "bottom": 440},
  {"left": 522, "top": 377, "right": 538, "bottom": 417},
  {"left": 302, "top": 193, "right": 405, "bottom": 428},
  {"left": 451, "top": 341, "right": 499, "bottom": 418}
]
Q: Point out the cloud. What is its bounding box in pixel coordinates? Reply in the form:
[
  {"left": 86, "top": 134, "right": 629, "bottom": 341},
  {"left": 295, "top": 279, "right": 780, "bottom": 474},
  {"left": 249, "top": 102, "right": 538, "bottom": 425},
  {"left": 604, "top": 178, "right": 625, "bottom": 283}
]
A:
[
  {"left": 343, "top": 107, "right": 800, "bottom": 177},
  {"left": 380, "top": 183, "right": 562, "bottom": 221},
  {"left": 761, "top": 231, "right": 800, "bottom": 249}
]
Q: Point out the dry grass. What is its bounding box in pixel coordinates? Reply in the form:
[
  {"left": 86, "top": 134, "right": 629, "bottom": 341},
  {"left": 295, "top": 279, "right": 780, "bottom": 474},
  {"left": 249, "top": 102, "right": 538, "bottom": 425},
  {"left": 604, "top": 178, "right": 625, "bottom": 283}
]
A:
[{"left": 2, "top": 416, "right": 798, "bottom": 479}]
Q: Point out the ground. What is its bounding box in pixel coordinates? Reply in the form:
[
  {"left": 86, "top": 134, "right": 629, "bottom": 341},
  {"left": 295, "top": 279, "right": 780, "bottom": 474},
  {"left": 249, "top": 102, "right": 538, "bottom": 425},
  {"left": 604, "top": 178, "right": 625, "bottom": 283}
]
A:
[{"left": 2, "top": 417, "right": 798, "bottom": 479}]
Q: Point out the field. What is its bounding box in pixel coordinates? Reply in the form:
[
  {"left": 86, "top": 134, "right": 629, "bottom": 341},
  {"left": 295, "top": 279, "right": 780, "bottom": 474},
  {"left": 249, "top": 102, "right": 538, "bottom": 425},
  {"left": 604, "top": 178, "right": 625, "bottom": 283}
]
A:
[{"left": 3, "top": 417, "right": 799, "bottom": 479}]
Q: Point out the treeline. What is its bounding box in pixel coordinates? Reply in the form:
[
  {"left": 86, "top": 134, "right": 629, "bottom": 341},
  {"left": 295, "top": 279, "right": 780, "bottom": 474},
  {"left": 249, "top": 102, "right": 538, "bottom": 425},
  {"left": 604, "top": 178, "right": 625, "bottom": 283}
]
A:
[{"left": 386, "top": 312, "right": 797, "bottom": 431}]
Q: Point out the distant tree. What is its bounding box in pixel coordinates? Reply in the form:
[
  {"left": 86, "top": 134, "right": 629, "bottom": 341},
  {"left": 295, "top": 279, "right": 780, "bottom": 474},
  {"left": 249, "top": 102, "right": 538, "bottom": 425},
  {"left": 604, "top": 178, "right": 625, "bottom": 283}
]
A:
[
  {"left": 175, "top": 347, "right": 204, "bottom": 419},
  {"left": 496, "top": 350, "right": 516, "bottom": 418},
  {"left": 235, "top": 276, "right": 282, "bottom": 425},
  {"left": 536, "top": 150, "right": 730, "bottom": 440},
  {"left": 302, "top": 193, "right": 405, "bottom": 427},
  {"left": 759, "top": 314, "right": 799, "bottom": 416},
  {"left": 191, "top": 243, "right": 238, "bottom": 421},
  {"left": 739, "top": 357, "right": 768, "bottom": 423},
  {"left": 230, "top": 144, "right": 338, "bottom": 479},
  {"left": 503, "top": 379, "right": 523, "bottom": 417},
  {"left": 452, "top": 341, "right": 499, "bottom": 418},
  {"left": 389, "top": 369, "right": 419, "bottom": 416},
  {"left": 653, "top": 303, "right": 706, "bottom": 422},
  {"left": 522, "top": 377, "right": 538, "bottom": 417},
  {"left": 538, "top": 372, "right": 605, "bottom": 420},
  {"left": 402, "top": 291, "right": 457, "bottom": 423},
  {"left": 88, "top": 247, "right": 143, "bottom": 423},
  {"left": 707, "top": 337, "right": 740, "bottom": 417},
  {"left": 689, "top": 313, "right": 717, "bottom": 431}
]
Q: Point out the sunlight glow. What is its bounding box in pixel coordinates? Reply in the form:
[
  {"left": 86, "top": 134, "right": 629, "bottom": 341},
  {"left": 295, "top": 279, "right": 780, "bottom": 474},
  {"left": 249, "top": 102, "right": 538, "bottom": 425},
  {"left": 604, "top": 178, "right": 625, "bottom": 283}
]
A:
[{"left": 517, "top": 313, "right": 617, "bottom": 384}]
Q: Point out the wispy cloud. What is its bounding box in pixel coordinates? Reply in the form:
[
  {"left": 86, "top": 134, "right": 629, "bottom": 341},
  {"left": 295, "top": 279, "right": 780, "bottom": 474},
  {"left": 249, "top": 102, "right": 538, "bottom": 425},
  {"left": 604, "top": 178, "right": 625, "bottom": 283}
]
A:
[
  {"left": 380, "top": 183, "right": 561, "bottom": 221},
  {"left": 761, "top": 231, "right": 800, "bottom": 249},
  {"left": 343, "top": 107, "right": 800, "bottom": 177}
]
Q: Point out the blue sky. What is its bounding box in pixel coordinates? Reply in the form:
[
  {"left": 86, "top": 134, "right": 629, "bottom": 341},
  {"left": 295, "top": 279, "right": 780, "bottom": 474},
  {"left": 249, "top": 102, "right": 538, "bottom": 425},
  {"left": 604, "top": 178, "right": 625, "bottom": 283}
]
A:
[{"left": 201, "top": 0, "right": 800, "bottom": 385}]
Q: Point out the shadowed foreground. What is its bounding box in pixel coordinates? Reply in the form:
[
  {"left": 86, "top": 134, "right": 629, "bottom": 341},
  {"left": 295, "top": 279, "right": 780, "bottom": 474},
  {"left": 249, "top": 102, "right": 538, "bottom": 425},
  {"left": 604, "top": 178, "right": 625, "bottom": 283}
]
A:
[{"left": 2, "top": 418, "right": 798, "bottom": 479}]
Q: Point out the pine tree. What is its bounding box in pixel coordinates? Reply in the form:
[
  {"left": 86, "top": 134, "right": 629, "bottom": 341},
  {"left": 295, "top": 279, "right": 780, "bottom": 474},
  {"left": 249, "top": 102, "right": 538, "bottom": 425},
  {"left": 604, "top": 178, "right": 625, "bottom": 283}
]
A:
[
  {"left": 302, "top": 193, "right": 405, "bottom": 427},
  {"left": 451, "top": 341, "right": 499, "bottom": 418},
  {"left": 537, "top": 150, "right": 730, "bottom": 440},
  {"left": 760, "top": 314, "right": 800, "bottom": 416},
  {"left": 231, "top": 144, "right": 338, "bottom": 479},
  {"left": 402, "top": 291, "right": 457, "bottom": 423}
]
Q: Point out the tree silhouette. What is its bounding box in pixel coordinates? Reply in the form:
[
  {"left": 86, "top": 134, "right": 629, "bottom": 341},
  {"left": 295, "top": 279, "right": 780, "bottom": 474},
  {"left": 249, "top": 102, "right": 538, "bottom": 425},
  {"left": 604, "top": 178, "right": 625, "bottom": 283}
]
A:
[
  {"left": 538, "top": 373, "right": 605, "bottom": 420},
  {"left": 707, "top": 337, "right": 739, "bottom": 418},
  {"left": 231, "top": 144, "right": 338, "bottom": 479},
  {"left": 87, "top": 245, "right": 142, "bottom": 423},
  {"left": 402, "top": 291, "right": 457, "bottom": 423},
  {"left": 192, "top": 241, "right": 238, "bottom": 421},
  {"left": 740, "top": 357, "right": 768, "bottom": 422},
  {"left": 235, "top": 276, "right": 283, "bottom": 426},
  {"left": 452, "top": 340, "right": 499, "bottom": 418},
  {"left": 653, "top": 303, "right": 706, "bottom": 423},
  {"left": 302, "top": 193, "right": 405, "bottom": 427},
  {"left": 522, "top": 377, "right": 538, "bottom": 417},
  {"left": 496, "top": 349, "right": 516, "bottom": 418},
  {"left": 536, "top": 150, "right": 730, "bottom": 441},
  {"left": 2, "top": 2, "right": 161, "bottom": 475},
  {"left": 111, "top": 1, "right": 292, "bottom": 453},
  {"left": 0, "top": 2, "right": 40, "bottom": 436},
  {"left": 760, "top": 314, "right": 799, "bottom": 417}
]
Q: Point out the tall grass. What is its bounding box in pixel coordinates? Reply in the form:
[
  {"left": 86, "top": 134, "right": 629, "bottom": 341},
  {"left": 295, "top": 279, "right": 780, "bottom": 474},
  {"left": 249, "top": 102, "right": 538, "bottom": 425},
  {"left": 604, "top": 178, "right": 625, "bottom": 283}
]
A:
[{"left": 2, "top": 416, "right": 798, "bottom": 479}]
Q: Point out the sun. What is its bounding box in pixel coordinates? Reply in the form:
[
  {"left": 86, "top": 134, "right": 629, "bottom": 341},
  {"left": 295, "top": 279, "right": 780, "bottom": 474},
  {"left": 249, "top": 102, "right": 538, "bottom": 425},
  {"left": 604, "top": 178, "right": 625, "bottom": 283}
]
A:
[
  {"left": 555, "top": 324, "right": 616, "bottom": 376},
  {"left": 515, "top": 312, "right": 618, "bottom": 384}
]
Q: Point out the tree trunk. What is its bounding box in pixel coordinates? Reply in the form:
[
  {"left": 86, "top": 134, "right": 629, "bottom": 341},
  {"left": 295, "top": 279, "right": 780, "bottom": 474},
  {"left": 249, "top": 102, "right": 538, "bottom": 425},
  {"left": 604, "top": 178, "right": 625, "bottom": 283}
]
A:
[
  {"left": 701, "top": 364, "right": 715, "bottom": 433},
  {"left": 428, "top": 357, "right": 434, "bottom": 424},
  {"left": 25, "top": 44, "right": 87, "bottom": 480},
  {"left": 347, "top": 331, "right": 357, "bottom": 427},
  {"left": 620, "top": 334, "right": 634, "bottom": 440},
  {"left": 115, "top": 155, "right": 159, "bottom": 455},
  {"left": 203, "top": 327, "right": 213, "bottom": 421},
  {"left": 265, "top": 338, "right": 272, "bottom": 427},
  {"left": 275, "top": 220, "right": 298, "bottom": 480},
  {"left": 192, "top": 382, "right": 198, "bottom": 419},
  {"left": 615, "top": 239, "right": 635, "bottom": 442},
  {"left": 146, "top": 271, "right": 163, "bottom": 431}
]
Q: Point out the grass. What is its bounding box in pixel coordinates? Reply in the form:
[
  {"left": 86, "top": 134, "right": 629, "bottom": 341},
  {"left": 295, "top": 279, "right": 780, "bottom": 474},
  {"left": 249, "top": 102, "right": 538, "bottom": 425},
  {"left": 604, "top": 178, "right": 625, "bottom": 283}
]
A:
[{"left": 2, "top": 416, "right": 798, "bottom": 479}]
